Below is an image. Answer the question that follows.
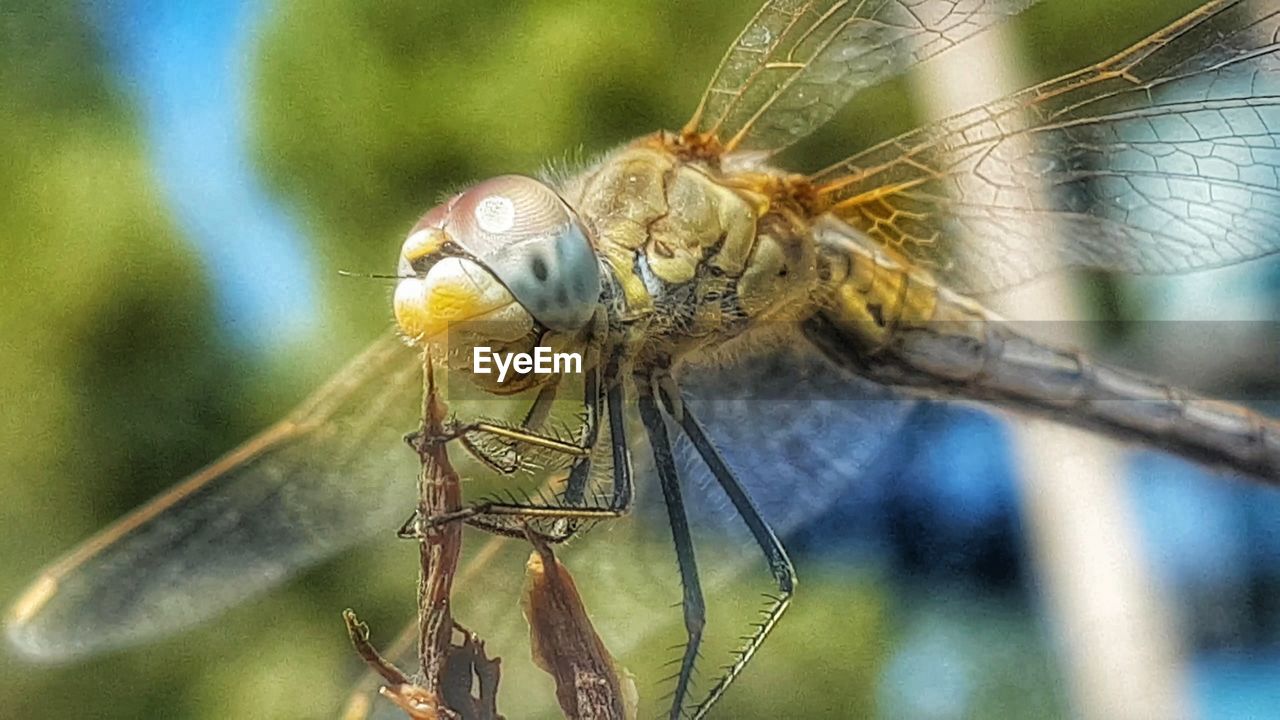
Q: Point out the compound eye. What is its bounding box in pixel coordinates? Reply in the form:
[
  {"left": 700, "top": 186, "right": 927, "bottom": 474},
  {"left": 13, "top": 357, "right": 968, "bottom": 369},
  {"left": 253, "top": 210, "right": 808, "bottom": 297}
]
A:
[
  {"left": 411, "top": 193, "right": 461, "bottom": 233},
  {"left": 398, "top": 193, "right": 464, "bottom": 277},
  {"left": 445, "top": 175, "right": 601, "bottom": 332}
]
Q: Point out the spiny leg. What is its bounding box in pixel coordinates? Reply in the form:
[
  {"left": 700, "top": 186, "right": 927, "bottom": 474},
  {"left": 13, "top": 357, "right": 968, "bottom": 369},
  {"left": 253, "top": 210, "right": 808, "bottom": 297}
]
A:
[
  {"left": 659, "top": 382, "right": 796, "bottom": 719},
  {"left": 638, "top": 383, "right": 706, "bottom": 720},
  {"left": 455, "top": 359, "right": 599, "bottom": 481},
  {"left": 558, "top": 359, "right": 603, "bottom": 505},
  {"left": 556, "top": 368, "right": 633, "bottom": 513},
  {"left": 458, "top": 378, "right": 563, "bottom": 475},
  {"left": 563, "top": 348, "right": 632, "bottom": 507},
  {"left": 411, "top": 362, "right": 634, "bottom": 540},
  {"left": 403, "top": 377, "right": 568, "bottom": 485},
  {"left": 403, "top": 363, "right": 597, "bottom": 536},
  {"left": 464, "top": 363, "right": 632, "bottom": 536},
  {"left": 463, "top": 335, "right": 607, "bottom": 478},
  {"left": 405, "top": 419, "right": 616, "bottom": 540},
  {"left": 400, "top": 418, "right": 598, "bottom": 540},
  {"left": 457, "top": 352, "right": 636, "bottom": 536},
  {"left": 604, "top": 375, "right": 634, "bottom": 510}
]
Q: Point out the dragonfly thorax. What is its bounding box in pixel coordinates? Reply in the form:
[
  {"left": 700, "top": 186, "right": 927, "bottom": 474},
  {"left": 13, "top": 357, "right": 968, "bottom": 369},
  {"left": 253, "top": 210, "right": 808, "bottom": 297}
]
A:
[{"left": 568, "top": 139, "right": 820, "bottom": 364}]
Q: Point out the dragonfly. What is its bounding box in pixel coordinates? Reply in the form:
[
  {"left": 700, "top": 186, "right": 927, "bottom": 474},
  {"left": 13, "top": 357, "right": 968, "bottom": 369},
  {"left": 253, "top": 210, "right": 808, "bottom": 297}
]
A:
[{"left": 8, "top": 0, "right": 1280, "bottom": 717}]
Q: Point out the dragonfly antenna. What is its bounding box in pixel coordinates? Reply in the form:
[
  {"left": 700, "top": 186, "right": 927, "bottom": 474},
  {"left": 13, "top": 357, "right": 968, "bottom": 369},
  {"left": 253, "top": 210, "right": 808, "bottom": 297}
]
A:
[{"left": 337, "top": 269, "right": 407, "bottom": 281}]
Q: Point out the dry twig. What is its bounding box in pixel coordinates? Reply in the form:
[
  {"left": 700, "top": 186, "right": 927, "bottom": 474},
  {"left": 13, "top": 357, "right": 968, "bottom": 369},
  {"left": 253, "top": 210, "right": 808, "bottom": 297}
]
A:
[{"left": 344, "top": 352, "right": 502, "bottom": 720}]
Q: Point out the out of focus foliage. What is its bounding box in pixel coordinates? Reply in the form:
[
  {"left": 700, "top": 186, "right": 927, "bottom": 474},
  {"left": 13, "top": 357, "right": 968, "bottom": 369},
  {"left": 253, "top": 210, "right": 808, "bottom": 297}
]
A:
[
  {"left": 0, "top": 2, "right": 243, "bottom": 718},
  {"left": 2, "top": 0, "right": 1242, "bottom": 718}
]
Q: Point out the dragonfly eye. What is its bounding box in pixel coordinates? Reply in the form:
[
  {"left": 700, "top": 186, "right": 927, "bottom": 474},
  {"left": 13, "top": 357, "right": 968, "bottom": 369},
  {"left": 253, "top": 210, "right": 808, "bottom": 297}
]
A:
[{"left": 443, "top": 175, "right": 601, "bottom": 332}]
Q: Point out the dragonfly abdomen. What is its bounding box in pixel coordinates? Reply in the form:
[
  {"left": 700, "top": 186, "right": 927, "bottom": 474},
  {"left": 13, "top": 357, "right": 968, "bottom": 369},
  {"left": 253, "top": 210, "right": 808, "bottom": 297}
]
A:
[{"left": 809, "top": 223, "right": 1280, "bottom": 483}]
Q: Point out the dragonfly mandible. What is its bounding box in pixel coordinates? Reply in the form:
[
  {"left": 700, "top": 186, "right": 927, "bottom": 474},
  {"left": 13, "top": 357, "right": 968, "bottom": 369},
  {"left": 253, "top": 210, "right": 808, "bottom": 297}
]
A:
[{"left": 8, "top": 1, "right": 1280, "bottom": 718}]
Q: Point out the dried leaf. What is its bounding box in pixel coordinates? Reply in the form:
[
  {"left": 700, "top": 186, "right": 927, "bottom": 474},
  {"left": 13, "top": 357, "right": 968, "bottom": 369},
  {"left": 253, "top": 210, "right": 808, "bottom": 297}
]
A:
[{"left": 522, "top": 531, "right": 637, "bottom": 720}]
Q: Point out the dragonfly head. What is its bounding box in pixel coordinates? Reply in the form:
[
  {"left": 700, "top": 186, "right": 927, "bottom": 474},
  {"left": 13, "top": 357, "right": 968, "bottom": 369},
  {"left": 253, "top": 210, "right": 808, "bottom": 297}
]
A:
[{"left": 394, "top": 175, "right": 601, "bottom": 349}]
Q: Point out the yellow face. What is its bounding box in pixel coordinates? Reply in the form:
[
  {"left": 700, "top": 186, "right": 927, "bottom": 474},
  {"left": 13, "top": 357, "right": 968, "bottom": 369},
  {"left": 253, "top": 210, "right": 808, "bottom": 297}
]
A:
[{"left": 393, "top": 229, "right": 536, "bottom": 345}]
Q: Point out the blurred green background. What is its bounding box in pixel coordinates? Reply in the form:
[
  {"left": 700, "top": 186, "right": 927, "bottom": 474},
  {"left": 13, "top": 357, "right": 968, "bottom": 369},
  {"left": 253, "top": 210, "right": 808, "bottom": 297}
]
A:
[{"left": 4, "top": 0, "right": 1274, "bottom": 718}]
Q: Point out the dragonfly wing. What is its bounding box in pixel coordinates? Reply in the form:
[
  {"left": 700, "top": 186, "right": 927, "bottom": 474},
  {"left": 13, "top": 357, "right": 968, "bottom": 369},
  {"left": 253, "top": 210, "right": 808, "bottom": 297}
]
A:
[
  {"left": 812, "top": 0, "right": 1280, "bottom": 293},
  {"left": 6, "top": 332, "right": 425, "bottom": 661},
  {"left": 683, "top": 0, "right": 1040, "bottom": 155},
  {"left": 675, "top": 337, "right": 914, "bottom": 536}
]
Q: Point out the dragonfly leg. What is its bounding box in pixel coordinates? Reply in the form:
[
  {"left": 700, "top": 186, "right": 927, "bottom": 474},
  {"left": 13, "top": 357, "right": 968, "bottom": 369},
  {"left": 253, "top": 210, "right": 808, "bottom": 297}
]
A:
[
  {"left": 411, "top": 360, "right": 635, "bottom": 541},
  {"left": 397, "top": 409, "right": 598, "bottom": 541},
  {"left": 560, "top": 358, "right": 603, "bottom": 505},
  {"left": 439, "top": 358, "right": 598, "bottom": 481},
  {"left": 638, "top": 382, "right": 706, "bottom": 720},
  {"left": 452, "top": 379, "right": 565, "bottom": 475},
  {"left": 658, "top": 382, "right": 796, "bottom": 718},
  {"left": 455, "top": 341, "right": 607, "bottom": 479},
  {"left": 563, "top": 351, "right": 633, "bottom": 510}
]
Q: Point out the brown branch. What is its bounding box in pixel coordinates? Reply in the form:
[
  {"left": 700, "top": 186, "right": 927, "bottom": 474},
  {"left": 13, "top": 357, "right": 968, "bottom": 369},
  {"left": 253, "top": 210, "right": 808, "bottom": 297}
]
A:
[
  {"left": 343, "top": 351, "right": 502, "bottom": 720},
  {"left": 344, "top": 608, "right": 452, "bottom": 720},
  {"left": 412, "top": 353, "right": 465, "bottom": 694},
  {"left": 344, "top": 609, "right": 413, "bottom": 688}
]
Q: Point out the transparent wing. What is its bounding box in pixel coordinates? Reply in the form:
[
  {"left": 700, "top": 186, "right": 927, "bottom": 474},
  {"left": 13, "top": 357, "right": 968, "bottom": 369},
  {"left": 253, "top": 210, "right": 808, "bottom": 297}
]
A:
[
  {"left": 812, "top": 0, "right": 1280, "bottom": 292},
  {"left": 674, "top": 338, "right": 914, "bottom": 534},
  {"left": 6, "top": 332, "right": 424, "bottom": 661},
  {"left": 683, "top": 0, "right": 1039, "bottom": 154},
  {"left": 339, "top": 339, "right": 916, "bottom": 719}
]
